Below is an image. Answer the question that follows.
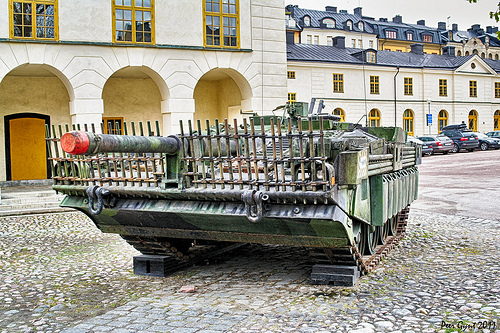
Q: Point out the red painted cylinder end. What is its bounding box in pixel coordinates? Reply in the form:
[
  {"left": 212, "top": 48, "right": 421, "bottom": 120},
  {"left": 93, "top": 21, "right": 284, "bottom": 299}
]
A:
[{"left": 61, "top": 131, "right": 90, "bottom": 155}]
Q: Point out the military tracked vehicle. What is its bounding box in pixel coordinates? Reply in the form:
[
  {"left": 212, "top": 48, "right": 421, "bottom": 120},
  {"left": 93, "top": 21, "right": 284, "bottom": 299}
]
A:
[{"left": 46, "top": 102, "right": 420, "bottom": 285}]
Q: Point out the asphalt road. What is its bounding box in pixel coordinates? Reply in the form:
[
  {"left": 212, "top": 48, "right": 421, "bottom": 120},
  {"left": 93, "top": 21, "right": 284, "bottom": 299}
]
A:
[{"left": 411, "top": 148, "right": 500, "bottom": 221}]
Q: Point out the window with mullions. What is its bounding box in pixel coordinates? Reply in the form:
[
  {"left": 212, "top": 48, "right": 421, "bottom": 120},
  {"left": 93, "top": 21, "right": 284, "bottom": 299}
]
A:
[
  {"left": 404, "top": 77, "right": 413, "bottom": 95},
  {"left": 370, "top": 76, "right": 379, "bottom": 94},
  {"left": 470, "top": 80, "right": 477, "bottom": 97},
  {"left": 205, "top": 0, "right": 238, "bottom": 48},
  {"left": 113, "top": 0, "right": 154, "bottom": 44},
  {"left": 333, "top": 73, "right": 344, "bottom": 93},
  {"left": 495, "top": 82, "right": 500, "bottom": 98},
  {"left": 11, "top": 0, "right": 57, "bottom": 40},
  {"left": 287, "top": 93, "right": 296, "bottom": 105},
  {"left": 103, "top": 117, "right": 124, "bottom": 135},
  {"left": 439, "top": 79, "right": 447, "bottom": 97}
]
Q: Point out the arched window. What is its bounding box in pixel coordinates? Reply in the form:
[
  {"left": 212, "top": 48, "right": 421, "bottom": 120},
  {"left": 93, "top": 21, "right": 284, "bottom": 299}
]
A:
[
  {"left": 496, "top": 54, "right": 499, "bottom": 60},
  {"left": 403, "top": 109, "right": 414, "bottom": 136},
  {"left": 469, "top": 110, "right": 478, "bottom": 131},
  {"left": 346, "top": 20, "right": 353, "bottom": 30},
  {"left": 495, "top": 110, "right": 500, "bottom": 130},
  {"left": 465, "top": 51, "right": 470, "bottom": 56},
  {"left": 369, "top": 109, "right": 380, "bottom": 127},
  {"left": 473, "top": 49, "right": 478, "bottom": 55},
  {"left": 489, "top": 53, "right": 493, "bottom": 59},
  {"left": 323, "top": 18, "right": 335, "bottom": 28},
  {"left": 457, "top": 50, "right": 462, "bottom": 56},
  {"left": 333, "top": 108, "right": 345, "bottom": 121},
  {"left": 481, "top": 52, "right": 485, "bottom": 58},
  {"left": 303, "top": 16, "right": 310, "bottom": 26},
  {"left": 438, "top": 110, "right": 448, "bottom": 131},
  {"left": 358, "top": 21, "right": 364, "bottom": 31}
]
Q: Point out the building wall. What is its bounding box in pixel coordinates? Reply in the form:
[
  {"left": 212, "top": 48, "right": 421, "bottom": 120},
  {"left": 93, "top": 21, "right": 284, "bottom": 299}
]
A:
[
  {"left": 287, "top": 56, "right": 500, "bottom": 136},
  {"left": 0, "top": 0, "right": 288, "bottom": 181},
  {"left": 300, "top": 28, "right": 377, "bottom": 49}
]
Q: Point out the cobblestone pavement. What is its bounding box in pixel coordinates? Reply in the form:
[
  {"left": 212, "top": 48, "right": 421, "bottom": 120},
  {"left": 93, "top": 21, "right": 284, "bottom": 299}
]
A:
[{"left": 0, "top": 209, "right": 499, "bottom": 333}]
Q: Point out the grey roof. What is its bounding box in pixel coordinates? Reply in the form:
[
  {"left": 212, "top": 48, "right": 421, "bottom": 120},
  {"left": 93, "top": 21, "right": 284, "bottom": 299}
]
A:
[
  {"left": 363, "top": 18, "right": 444, "bottom": 45},
  {"left": 287, "top": 43, "right": 498, "bottom": 72},
  {"left": 286, "top": 6, "right": 375, "bottom": 34}
]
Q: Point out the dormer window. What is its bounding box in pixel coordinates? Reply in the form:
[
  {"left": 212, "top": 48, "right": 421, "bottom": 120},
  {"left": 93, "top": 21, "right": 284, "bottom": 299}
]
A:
[
  {"left": 303, "top": 16, "right": 310, "bottom": 26},
  {"left": 423, "top": 34, "right": 433, "bottom": 42},
  {"left": 346, "top": 20, "right": 353, "bottom": 30},
  {"left": 386, "top": 30, "right": 397, "bottom": 39},
  {"left": 358, "top": 21, "right": 364, "bottom": 31},
  {"left": 407, "top": 32, "right": 413, "bottom": 40},
  {"left": 366, "top": 51, "right": 376, "bottom": 63},
  {"left": 323, "top": 18, "right": 335, "bottom": 28}
]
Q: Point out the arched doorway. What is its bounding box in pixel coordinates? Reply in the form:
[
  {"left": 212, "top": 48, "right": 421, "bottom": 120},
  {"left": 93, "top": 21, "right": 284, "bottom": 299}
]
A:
[
  {"left": 468, "top": 110, "right": 478, "bottom": 131},
  {"left": 368, "top": 109, "right": 380, "bottom": 127},
  {"left": 333, "top": 108, "right": 345, "bottom": 121},
  {"left": 0, "top": 64, "right": 71, "bottom": 181},
  {"left": 103, "top": 66, "right": 164, "bottom": 135},
  {"left": 438, "top": 110, "right": 448, "bottom": 131},
  {"left": 194, "top": 68, "right": 252, "bottom": 125},
  {"left": 403, "top": 109, "right": 414, "bottom": 136},
  {"left": 494, "top": 110, "right": 500, "bottom": 130}
]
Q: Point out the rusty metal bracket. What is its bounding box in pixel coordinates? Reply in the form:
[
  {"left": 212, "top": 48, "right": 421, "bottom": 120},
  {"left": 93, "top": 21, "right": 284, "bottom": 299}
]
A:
[{"left": 241, "top": 190, "right": 269, "bottom": 223}]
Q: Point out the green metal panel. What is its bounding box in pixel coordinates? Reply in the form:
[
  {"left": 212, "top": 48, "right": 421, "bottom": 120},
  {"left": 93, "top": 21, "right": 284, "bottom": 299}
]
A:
[{"left": 369, "top": 175, "right": 386, "bottom": 226}]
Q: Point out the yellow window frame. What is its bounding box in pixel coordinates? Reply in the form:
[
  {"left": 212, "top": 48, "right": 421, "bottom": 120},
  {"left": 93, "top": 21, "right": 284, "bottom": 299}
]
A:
[
  {"left": 9, "top": 0, "right": 58, "bottom": 40},
  {"left": 438, "top": 110, "right": 448, "bottom": 131},
  {"left": 404, "top": 77, "right": 413, "bottom": 95},
  {"left": 439, "top": 79, "right": 447, "bottom": 97},
  {"left": 333, "top": 73, "right": 344, "bottom": 93},
  {"left": 287, "top": 71, "right": 296, "bottom": 79},
  {"left": 469, "top": 80, "right": 477, "bottom": 97},
  {"left": 369, "top": 109, "right": 380, "bottom": 127},
  {"left": 204, "top": 0, "right": 239, "bottom": 49},
  {"left": 333, "top": 108, "right": 345, "bottom": 121},
  {"left": 112, "top": 0, "right": 155, "bottom": 45},
  {"left": 287, "top": 93, "right": 296, "bottom": 105},
  {"left": 403, "top": 109, "right": 414, "bottom": 136},
  {"left": 494, "top": 110, "right": 500, "bottom": 130},
  {"left": 495, "top": 82, "right": 500, "bottom": 98},
  {"left": 103, "top": 117, "right": 124, "bottom": 135},
  {"left": 370, "top": 76, "right": 379, "bottom": 94}
]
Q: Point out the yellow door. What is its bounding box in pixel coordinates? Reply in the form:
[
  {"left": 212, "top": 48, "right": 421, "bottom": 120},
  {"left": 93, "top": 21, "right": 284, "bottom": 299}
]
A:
[{"left": 9, "top": 117, "right": 47, "bottom": 180}]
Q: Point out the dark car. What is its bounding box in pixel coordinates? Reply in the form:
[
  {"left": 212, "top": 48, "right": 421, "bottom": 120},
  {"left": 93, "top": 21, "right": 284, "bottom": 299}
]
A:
[
  {"left": 474, "top": 132, "right": 500, "bottom": 150},
  {"left": 440, "top": 130, "right": 479, "bottom": 152},
  {"left": 417, "top": 135, "right": 454, "bottom": 154},
  {"left": 485, "top": 131, "right": 500, "bottom": 138},
  {"left": 408, "top": 136, "right": 432, "bottom": 156}
]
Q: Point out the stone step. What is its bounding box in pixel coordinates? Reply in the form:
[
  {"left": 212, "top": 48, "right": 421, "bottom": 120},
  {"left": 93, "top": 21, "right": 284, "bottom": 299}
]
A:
[{"left": 0, "top": 186, "right": 70, "bottom": 217}]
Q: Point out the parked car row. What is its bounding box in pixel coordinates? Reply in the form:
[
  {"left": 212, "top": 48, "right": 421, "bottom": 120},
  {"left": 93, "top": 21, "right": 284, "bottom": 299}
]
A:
[{"left": 411, "top": 127, "right": 500, "bottom": 156}]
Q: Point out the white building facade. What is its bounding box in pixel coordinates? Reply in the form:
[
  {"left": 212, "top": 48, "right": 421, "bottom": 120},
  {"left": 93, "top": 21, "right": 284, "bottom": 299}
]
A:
[
  {"left": 287, "top": 44, "right": 500, "bottom": 137},
  {"left": 0, "top": 0, "right": 288, "bottom": 181}
]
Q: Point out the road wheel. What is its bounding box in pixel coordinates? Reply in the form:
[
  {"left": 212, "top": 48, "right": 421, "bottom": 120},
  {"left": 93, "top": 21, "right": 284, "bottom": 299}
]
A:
[
  {"left": 452, "top": 144, "right": 459, "bottom": 153},
  {"left": 480, "top": 142, "right": 488, "bottom": 151}
]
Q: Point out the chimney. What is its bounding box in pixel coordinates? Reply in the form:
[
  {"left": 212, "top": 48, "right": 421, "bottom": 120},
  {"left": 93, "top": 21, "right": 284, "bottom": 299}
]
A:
[
  {"left": 340, "top": 10, "right": 348, "bottom": 14},
  {"left": 325, "top": 6, "right": 337, "bottom": 13},
  {"left": 286, "top": 31, "right": 295, "bottom": 45},
  {"left": 410, "top": 43, "right": 424, "bottom": 54},
  {"left": 442, "top": 45, "right": 456, "bottom": 56},
  {"left": 354, "top": 7, "right": 362, "bottom": 17},
  {"left": 438, "top": 22, "right": 446, "bottom": 31},
  {"left": 393, "top": 15, "right": 403, "bottom": 24},
  {"left": 471, "top": 24, "right": 480, "bottom": 32},
  {"left": 332, "top": 36, "right": 345, "bottom": 49},
  {"left": 417, "top": 20, "right": 425, "bottom": 26},
  {"left": 379, "top": 18, "right": 388, "bottom": 22},
  {"left": 452, "top": 23, "right": 458, "bottom": 31},
  {"left": 487, "top": 26, "right": 493, "bottom": 34}
]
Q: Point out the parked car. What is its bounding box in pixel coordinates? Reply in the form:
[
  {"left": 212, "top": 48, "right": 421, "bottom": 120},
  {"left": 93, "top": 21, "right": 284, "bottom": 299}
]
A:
[
  {"left": 485, "top": 131, "right": 500, "bottom": 138},
  {"left": 417, "top": 135, "right": 454, "bottom": 154},
  {"left": 439, "top": 130, "right": 479, "bottom": 152},
  {"left": 474, "top": 132, "right": 500, "bottom": 150},
  {"left": 408, "top": 136, "right": 432, "bottom": 156}
]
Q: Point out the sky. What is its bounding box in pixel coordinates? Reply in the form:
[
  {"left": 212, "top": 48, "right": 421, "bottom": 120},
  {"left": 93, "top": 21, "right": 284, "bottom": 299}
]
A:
[{"left": 287, "top": 0, "right": 499, "bottom": 31}]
